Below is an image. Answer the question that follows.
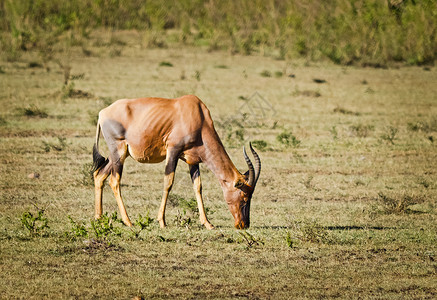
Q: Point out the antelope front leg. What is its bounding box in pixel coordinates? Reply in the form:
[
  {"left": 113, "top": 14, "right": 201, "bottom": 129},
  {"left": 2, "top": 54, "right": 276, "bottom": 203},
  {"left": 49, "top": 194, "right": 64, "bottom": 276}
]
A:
[
  {"left": 189, "top": 164, "right": 214, "bottom": 230},
  {"left": 158, "top": 148, "right": 179, "bottom": 228}
]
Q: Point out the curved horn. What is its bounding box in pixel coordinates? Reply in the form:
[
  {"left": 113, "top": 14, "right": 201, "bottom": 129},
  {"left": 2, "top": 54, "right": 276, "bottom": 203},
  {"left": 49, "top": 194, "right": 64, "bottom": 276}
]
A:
[
  {"left": 249, "top": 142, "right": 261, "bottom": 186},
  {"left": 243, "top": 145, "right": 255, "bottom": 187}
]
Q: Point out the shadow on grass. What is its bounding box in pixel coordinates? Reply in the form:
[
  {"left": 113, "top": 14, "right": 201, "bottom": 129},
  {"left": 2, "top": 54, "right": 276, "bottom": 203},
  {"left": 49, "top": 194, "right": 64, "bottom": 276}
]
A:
[
  {"left": 254, "top": 225, "right": 396, "bottom": 230},
  {"left": 324, "top": 225, "right": 395, "bottom": 231}
]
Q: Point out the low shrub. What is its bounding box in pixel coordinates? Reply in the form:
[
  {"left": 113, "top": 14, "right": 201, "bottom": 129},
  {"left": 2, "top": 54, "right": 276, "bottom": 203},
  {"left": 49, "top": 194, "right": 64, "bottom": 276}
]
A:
[
  {"left": 21, "top": 208, "right": 49, "bottom": 236},
  {"left": 277, "top": 130, "right": 300, "bottom": 148}
]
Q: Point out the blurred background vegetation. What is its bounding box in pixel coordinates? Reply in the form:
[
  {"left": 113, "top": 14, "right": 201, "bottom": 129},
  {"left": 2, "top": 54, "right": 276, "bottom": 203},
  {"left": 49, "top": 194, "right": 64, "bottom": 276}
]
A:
[{"left": 0, "top": 0, "right": 436, "bottom": 66}]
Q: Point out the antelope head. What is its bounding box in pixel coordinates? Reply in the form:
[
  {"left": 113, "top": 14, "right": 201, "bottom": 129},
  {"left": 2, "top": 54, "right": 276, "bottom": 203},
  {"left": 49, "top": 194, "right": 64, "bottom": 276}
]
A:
[{"left": 224, "top": 143, "right": 261, "bottom": 229}]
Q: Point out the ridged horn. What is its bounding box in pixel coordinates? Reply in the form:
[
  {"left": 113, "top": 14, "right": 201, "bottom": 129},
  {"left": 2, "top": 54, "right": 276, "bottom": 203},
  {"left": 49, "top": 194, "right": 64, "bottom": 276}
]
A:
[
  {"left": 249, "top": 142, "right": 261, "bottom": 186},
  {"left": 243, "top": 145, "right": 255, "bottom": 187}
]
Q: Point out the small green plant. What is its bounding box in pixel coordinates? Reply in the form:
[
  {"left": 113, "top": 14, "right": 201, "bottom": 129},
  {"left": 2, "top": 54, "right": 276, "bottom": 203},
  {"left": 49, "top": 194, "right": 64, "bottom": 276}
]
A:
[
  {"left": 365, "top": 87, "right": 375, "bottom": 94},
  {"left": 301, "top": 222, "right": 328, "bottom": 243},
  {"left": 28, "top": 61, "right": 43, "bottom": 68},
  {"left": 135, "top": 212, "right": 154, "bottom": 230},
  {"left": 174, "top": 210, "right": 192, "bottom": 228},
  {"left": 91, "top": 212, "right": 122, "bottom": 239},
  {"left": 174, "top": 197, "right": 211, "bottom": 228},
  {"left": 407, "top": 118, "right": 437, "bottom": 133},
  {"left": 16, "top": 105, "right": 48, "bottom": 118},
  {"left": 277, "top": 130, "right": 300, "bottom": 148},
  {"left": 292, "top": 150, "right": 304, "bottom": 163},
  {"left": 79, "top": 162, "right": 94, "bottom": 186},
  {"left": 233, "top": 129, "right": 245, "bottom": 143},
  {"left": 42, "top": 137, "right": 67, "bottom": 152},
  {"left": 274, "top": 71, "right": 283, "bottom": 78},
  {"left": 56, "top": 60, "right": 71, "bottom": 85},
  {"left": 292, "top": 87, "right": 321, "bottom": 98},
  {"left": 61, "top": 82, "right": 93, "bottom": 99},
  {"left": 260, "top": 70, "right": 272, "bottom": 77},
  {"left": 380, "top": 126, "right": 398, "bottom": 144},
  {"left": 417, "top": 178, "right": 431, "bottom": 189},
  {"left": 301, "top": 90, "right": 321, "bottom": 97},
  {"left": 194, "top": 70, "right": 201, "bottom": 81},
  {"left": 251, "top": 140, "right": 268, "bottom": 151},
  {"left": 21, "top": 208, "right": 49, "bottom": 236},
  {"left": 355, "top": 179, "right": 366, "bottom": 186},
  {"left": 333, "top": 106, "right": 360, "bottom": 116},
  {"left": 349, "top": 124, "right": 374, "bottom": 138},
  {"left": 377, "top": 192, "right": 425, "bottom": 214},
  {"left": 285, "top": 232, "right": 295, "bottom": 248},
  {"left": 239, "top": 231, "right": 264, "bottom": 248},
  {"left": 330, "top": 125, "right": 338, "bottom": 140},
  {"left": 62, "top": 82, "right": 75, "bottom": 99},
  {"left": 159, "top": 61, "right": 173, "bottom": 67},
  {"left": 65, "top": 216, "right": 88, "bottom": 241},
  {"left": 130, "top": 212, "right": 154, "bottom": 238},
  {"left": 179, "top": 197, "right": 199, "bottom": 216},
  {"left": 292, "top": 221, "right": 330, "bottom": 244},
  {"left": 407, "top": 122, "right": 421, "bottom": 132},
  {"left": 143, "top": 30, "right": 167, "bottom": 48},
  {"left": 0, "top": 116, "right": 7, "bottom": 126},
  {"left": 70, "top": 73, "right": 85, "bottom": 80},
  {"left": 88, "top": 110, "right": 99, "bottom": 126},
  {"left": 109, "top": 47, "right": 122, "bottom": 57},
  {"left": 302, "top": 175, "right": 314, "bottom": 189},
  {"left": 216, "top": 117, "right": 246, "bottom": 148},
  {"left": 313, "top": 78, "right": 327, "bottom": 84}
]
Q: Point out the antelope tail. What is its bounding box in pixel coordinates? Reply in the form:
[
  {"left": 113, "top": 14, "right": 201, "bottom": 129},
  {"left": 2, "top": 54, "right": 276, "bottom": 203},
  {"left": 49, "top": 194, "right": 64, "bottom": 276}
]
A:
[{"left": 92, "top": 120, "right": 108, "bottom": 172}]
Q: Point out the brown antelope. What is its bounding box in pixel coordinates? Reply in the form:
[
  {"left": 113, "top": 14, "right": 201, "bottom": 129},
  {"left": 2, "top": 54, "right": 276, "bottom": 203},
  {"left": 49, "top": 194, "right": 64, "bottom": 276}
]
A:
[{"left": 92, "top": 95, "right": 261, "bottom": 229}]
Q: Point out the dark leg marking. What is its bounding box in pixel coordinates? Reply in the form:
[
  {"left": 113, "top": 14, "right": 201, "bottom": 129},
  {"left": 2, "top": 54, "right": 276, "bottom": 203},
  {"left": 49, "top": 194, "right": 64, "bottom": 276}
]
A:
[
  {"left": 189, "top": 163, "right": 200, "bottom": 182},
  {"left": 99, "top": 119, "right": 132, "bottom": 226},
  {"left": 188, "top": 163, "right": 214, "bottom": 229},
  {"left": 158, "top": 147, "right": 182, "bottom": 228}
]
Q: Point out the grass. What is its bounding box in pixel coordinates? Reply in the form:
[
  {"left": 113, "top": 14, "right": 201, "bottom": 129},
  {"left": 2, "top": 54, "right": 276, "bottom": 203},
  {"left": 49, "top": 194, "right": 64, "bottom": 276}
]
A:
[
  {"left": 159, "top": 61, "right": 174, "bottom": 67},
  {"left": 0, "top": 35, "right": 436, "bottom": 299},
  {"left": 1, "top": 1, "right": 436, "bottom": 66},
  {"left": 276, "top": 130, "right": 301, "bottom": 148},
  {"left": 16, "top": 105, "right": 48, "bottom": 118}
]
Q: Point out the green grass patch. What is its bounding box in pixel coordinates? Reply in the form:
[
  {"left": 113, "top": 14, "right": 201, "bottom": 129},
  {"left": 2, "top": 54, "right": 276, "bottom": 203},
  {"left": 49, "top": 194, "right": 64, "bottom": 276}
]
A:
[
  {"left": 349, "top": 124, "right": 375, "bottom": 138},
  {"left": 16, "top": 105, "right": 48, "bottom": 118},
  {"left": 0, "top": 44, "right": 436, "bottom": 299},
  {"left": 260, "top": 70, "right": 272, "bottom": 77},
  {"left": 276, "top": 130, "right": 300, "bottom": 148},
  {"left": 159, "top": 61, "right": 173, "bottom": 67}
]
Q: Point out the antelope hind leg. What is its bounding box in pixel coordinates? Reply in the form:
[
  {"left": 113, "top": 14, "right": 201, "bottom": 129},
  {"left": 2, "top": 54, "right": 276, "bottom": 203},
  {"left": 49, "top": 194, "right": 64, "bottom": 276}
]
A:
[
  {"left": 107, "top": 141, "right": 132, "bottom": 227},
  {"left": 93, "top": 161, "right": 111, "bottom": 220}
]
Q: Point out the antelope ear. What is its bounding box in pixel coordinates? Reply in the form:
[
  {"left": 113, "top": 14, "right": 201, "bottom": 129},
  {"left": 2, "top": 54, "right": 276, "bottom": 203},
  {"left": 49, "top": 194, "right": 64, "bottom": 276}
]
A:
[{"left": 234, "top": 177, "right": 245, "bottom": 189}]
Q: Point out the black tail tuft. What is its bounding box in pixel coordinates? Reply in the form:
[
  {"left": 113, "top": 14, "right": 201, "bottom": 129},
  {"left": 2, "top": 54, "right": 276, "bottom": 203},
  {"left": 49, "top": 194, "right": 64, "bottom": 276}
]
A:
[{"left": 92, "top": 143, "right": 108, "bottom": 172}]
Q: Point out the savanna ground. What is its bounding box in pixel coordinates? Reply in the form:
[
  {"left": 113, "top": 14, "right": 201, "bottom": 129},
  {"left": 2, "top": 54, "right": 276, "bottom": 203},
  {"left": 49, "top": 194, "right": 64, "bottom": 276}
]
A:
[{"left": 0, "top": 30, "right": 436, "bottom": 299}]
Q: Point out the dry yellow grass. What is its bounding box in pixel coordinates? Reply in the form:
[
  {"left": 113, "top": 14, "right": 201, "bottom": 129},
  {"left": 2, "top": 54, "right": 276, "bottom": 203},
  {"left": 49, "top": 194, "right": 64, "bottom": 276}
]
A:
[{"left": 0, "top": 36, "right": 436, "bottom": 298}]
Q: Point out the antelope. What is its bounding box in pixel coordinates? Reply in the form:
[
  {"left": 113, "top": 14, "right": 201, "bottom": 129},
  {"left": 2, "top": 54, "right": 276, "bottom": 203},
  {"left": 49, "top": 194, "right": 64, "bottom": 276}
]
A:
[{"left": 92, "top": 95, "right": 261, "bottom": 229}]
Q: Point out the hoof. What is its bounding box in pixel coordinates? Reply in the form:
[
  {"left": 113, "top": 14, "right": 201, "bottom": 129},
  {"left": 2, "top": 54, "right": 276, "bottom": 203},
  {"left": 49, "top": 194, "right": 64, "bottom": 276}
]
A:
[
  {"left": 158, "top": 219, "right": 166, "bottom": 228},
  {"left": 204, "top": 223, "right": 215, "bottom": 230},
  {"left": 123, "top": 219, "right": 133, "bottom": 227}
]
